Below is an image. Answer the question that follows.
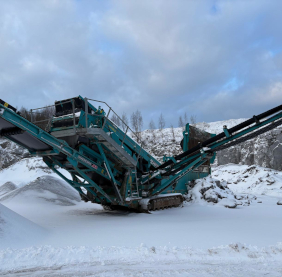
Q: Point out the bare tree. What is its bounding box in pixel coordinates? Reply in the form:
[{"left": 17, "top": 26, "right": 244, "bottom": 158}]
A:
[
  {"left": 111, "top": 114, "right": 117, "bottom": 124},
  {"left": 121, "top": 112, "right": 129, "bottom": 132},
  {"left": 22, "top": 105, "right": 55, "bottom": 131},
  {"left": 110, "top": 113, "right": 121, "bottom": 127},
  {"left": 170, "top": 124, "right": 175, "bottom": 142},
  {"left": 190, "top": 114, "right": 197, "bottom": 125},
  {"left": 158, "top": 113, "right": 165, "bottom": 131},
  {"left": 19, "top": 107, "right": 31, "bottom": 121},
  {"left": 178, "top": 116, "right": 184, "bottom": 128},
  {"left": 149, "top": 119, "right": 156, "bottom": 132},
  {"left": 116, "top": 115, "right": 121, "bottom": 127},
  {"left": 184, "top": 112, "right": 188, "bottom": 125},
  {"left": 131, "top": 110, "right": 143, "bottom": 142},
  {"left": 148, "top": 119, "right": 156, "bottom": 143}
]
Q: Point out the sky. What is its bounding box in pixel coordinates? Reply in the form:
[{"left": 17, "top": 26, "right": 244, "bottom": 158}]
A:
[{"left": 1, "top": 0, "right": 282, "bottom": 129}]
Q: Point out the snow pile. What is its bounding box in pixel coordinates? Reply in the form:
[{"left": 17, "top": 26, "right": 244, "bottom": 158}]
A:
[
  {"left": 185, "top": 176, "right": 257, "bottom": 208},
  {"left": 0, "top": 243, "right": 282, "bottom": 274},
  {"left": 0, "top": 176, "right": 81, "bottom": 206},
  {"left": 0, "top": 203, "right": 46, "bottom": 249},
  {"left": 212, "top": 164, "right": 282, "bottom": 198},
  {"left": 0, "top": 182, "right": 16, "bottom": 197}
]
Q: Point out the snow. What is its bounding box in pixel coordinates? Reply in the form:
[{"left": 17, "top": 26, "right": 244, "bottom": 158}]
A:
[
  {"left": 139, "top": 118, "right": 248, "bottom": 162},
  {"left": 1, "top": 192, "right": 282, "bottom": 275},
  {"left": 0, "top": 175, "right": 81, "bottom": 206},
  {"left": 0, "top": 156, "right": 71, "bottom": 188},
  {"left": 53, "top": 111, "right": 81, "bottom": 119},
  {"left": 1, "top": 129, "right": 282, "bottom": 275},
  {"left": 1, "top": 243, "right": 282, "bottom": 276},
  {"left": 186, "top": 176, "right": 257, "bottom": 208},
  {"left": 0, "top": 203, "right": 46, "bottom": 249},
  {"left": 212, "top": 163, "right": 282, "bottom": 198},
  {"left": 0, "top": 182, "right": 16, "bottom": 197}
]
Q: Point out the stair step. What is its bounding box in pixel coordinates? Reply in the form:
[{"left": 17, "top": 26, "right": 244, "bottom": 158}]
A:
[{"left": 86, "top": 128, "right": 137, "bottom": 168}]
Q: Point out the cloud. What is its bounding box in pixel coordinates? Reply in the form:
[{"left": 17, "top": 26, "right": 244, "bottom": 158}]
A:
[{"left": 0, "top": 0, "right": 282, "bottom": 129}]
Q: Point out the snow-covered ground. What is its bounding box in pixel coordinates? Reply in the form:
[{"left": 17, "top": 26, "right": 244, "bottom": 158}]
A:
[
  {"left": 212, "top": 164, "right": 282, "bottom": 198},
  {"left": 1, "top": 193, "right": 282, "bottom": 276},
  {"left": 0, "top": 158, "right": 282, "bottom": 275}
]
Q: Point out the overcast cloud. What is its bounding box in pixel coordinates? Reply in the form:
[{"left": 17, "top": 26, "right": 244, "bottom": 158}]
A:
[{"left": 1, "top": 0, "right": 282, "bottom": 128}]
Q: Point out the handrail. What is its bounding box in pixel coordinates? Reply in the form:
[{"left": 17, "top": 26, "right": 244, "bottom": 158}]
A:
[
  {"left": 88, "top": 98, "right": 144, "bottom": 161},
  {"left": 29, "top": 97, "right": 145, "bottom": 163},
  {"left": 30, "top": 99, "right": 74, "bottom": 131},
  {"left": 88, "top": 99, "right": 141, "bottom": 141}
]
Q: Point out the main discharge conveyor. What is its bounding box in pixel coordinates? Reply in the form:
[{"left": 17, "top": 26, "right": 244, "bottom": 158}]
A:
[{"left": 1, "top": 96, "right": 282, "bottom": 212}]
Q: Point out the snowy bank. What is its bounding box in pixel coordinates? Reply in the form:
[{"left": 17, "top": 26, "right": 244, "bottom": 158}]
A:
[{"left": 1, "top": 243, "right": 282, "bottom": 274}]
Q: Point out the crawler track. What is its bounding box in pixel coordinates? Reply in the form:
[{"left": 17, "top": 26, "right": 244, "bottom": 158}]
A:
[{"left": 147, "top": 195, "right": 184, "bottom": 211}]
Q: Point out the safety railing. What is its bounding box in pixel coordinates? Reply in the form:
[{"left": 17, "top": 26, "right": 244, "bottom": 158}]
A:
[
  {"left": 30, "top": 99, "right": 77, "bottom": 132},
  {"left": 29, "top": 97, "right": 144, "bottom": 163},
  {"left": 87, "top": 98, "right": 144, "bottom": 162}
]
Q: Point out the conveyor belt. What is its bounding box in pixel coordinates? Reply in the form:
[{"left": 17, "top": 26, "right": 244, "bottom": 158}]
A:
[
  {"left": 158, "top": 104, "right": 282, "bottom": 170},
  {"left": 214, "top": 118, "right": 282, "bottom": 152},
  {"left": 0, "top": 117, "right": 52, "bottom": 151}
]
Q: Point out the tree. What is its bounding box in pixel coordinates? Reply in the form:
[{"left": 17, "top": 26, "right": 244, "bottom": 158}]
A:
[
  {"left": 190, "top": 114, "right": 197, "bottom": 125},
  {"left": 19, "top": 107, "right": 31, "bottom": 121},
  {"left": 149, "top": 119, "right": 156, "bottom": 132},
  {"left": 111, "top": 114, "right": 117, "bottom": 124},
  {"left": 178, "top": 116, "right": 184, "bottom": 128},
  {"left": 121, "top": 112, "right": 129, "bottom": 132},
  {"left": 115, "top": 115, "right": 121, "bottom": 126},
  {"left": 158, "top": 113, "right": 165, "bottom": 131},
  {"left": 111, "top": 114, "right": 121, "bottom": 126},
  {"left": 170, "top": 124, "right": 175, "bottom": 142},
  {"left": 20, "top": 105, "right": 55, "bottom": 131},
  {"left": 131, "top": 110, "right": 143, "bottom": 142},
  {"left": 184, "top": 112, "right": 188, "bottom": 125},
  {"left": 149, "top": 119, "right": 156, "bottom": 143}
]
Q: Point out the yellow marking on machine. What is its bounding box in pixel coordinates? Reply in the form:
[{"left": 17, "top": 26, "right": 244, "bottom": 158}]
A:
[{"left": 109, "top": 125, "right": 116, "bottom": 132}]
